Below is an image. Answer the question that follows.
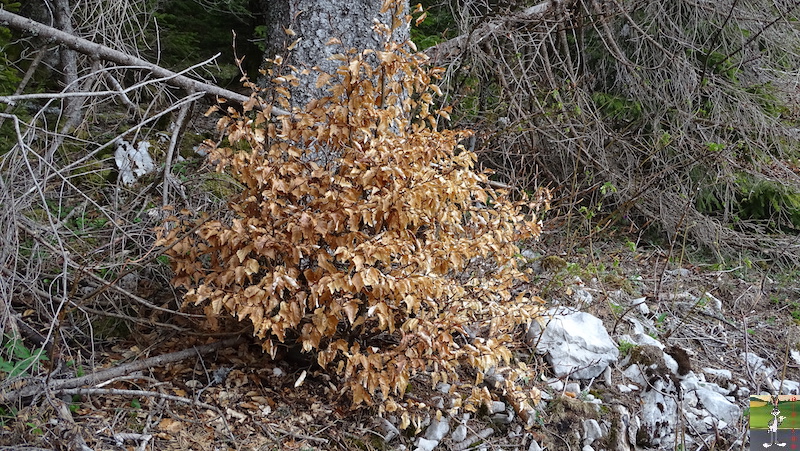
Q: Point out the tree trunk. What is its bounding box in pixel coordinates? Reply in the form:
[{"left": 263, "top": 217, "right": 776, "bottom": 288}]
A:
[{"left": 259, "top": 0, "right": 408, "bottom": 109}]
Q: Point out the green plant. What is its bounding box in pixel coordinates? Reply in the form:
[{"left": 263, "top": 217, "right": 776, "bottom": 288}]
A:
[
  {"left": 0, "top": 406, "right": 16, "bottom": 428},
  {"left": 159, "top": 23, "right": 549, "bottom": 418},
  {"left": 618, "top": 340, "right": 635, "bottom": 357},
  {"left": 591, "top": 92, "right": 643, "bottom": 123},
  {"left": 0, "top": 335, "right": 48, "bottom": 378},
  {"left": 609, "top": 302, "right": 625, "bottom": 317},
  {"left": 410, "top": 1, "right": 457, "bottom": 50}
]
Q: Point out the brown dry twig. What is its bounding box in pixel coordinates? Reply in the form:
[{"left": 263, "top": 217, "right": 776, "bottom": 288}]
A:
[{"left": 0, "top": 337, "right": 243, "bottom": 405}]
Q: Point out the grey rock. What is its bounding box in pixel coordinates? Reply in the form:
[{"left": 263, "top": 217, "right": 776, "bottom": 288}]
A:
[
  {"left": 414, "top": 437, "right": 438, "bottom": 451},
  {"left": 639, "top": 378, "right": 678, "bottom": 448},
  {"left": 380, "top": 418, "right": 400, "bottom": 442},
  {"left": 622, "top": 364, "right": 646, "bottom": 386},
  {"left": 741, "top": 352, "right": 776, "bottom": 380},
  {"left": 583, "top": 419, "right": 603, "bottom": 445},
  {"left": 631, "top": 297, "right": 649, "bottom": 315},
  {"left": 611, "top": 405, "right": 633, "bottom": 451},
  {"left": 547, "top": 378, "right": 564, "bottom": 391},
  {"left": 425, "top": 417, "right": 450, "bottom": 441},
  {"left": 490, "top": 401, "right": 506, "bottom": 414},
  {"left": 624, "top": 332, "right": 664, "bottom": 349},
  {"left": 573, "top": 288, "right": 594, "bottom": 306},
  {"left": 665, "top": 268, "right": 691, "bottom": 278},
  {"left": 696, "top": 386, "right": 740, "bottom": 425},
  {"left": 771, "top": 379, "right": 800, "bottom": 395},
  {"left": 565, "top": 382, "right": 581, "bottom": 395},
  {"left": 624, "top": 318, "right": 646, "bottom": 335},
  {"left": 454, "top": 428, "right": 494, "bottom": 450},
  {"left": 529, "top": 308, "right": 619, "bottom": 379},
  {"left": 452, "top": 424, "right": 468, "bottom": 442},
  {"left": 663, "top": 353, "right": 679, "bottom": 375},
  {"left": 703, "top": 367, "right": 732, "bottom": 382},
  {"left": 527, "top": 440, "right": 542, "bottom": 451},
  {"left": 491, "top": 411, "right": 515, "bottom": 424}
]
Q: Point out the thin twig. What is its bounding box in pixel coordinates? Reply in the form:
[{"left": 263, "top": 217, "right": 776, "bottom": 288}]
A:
[
  {"left": 0, "top": 337, "right": 243, "bottom": 404},
  {"left": 268, "top": 425, "right": 331, "bottom": 444},
  {"left": 58, "top": 387, "right": 221, "bottom": 413}
]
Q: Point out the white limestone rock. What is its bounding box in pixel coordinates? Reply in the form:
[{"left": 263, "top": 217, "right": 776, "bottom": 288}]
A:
[{"left": 528, "top": 308, "right": 619, "bottom": 379}]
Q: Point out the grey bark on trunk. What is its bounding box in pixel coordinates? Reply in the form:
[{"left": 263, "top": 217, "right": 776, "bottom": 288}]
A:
[{"left": 259, "top": 0, "right": 409, "bottom": 110}]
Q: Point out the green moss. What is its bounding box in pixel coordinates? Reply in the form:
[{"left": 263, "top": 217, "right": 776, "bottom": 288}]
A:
[{"left": 540, "top": 255, "right": 568, "bottom": 272}]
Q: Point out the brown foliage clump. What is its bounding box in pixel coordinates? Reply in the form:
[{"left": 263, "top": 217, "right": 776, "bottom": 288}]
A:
[{"left": 157, "top": 36, "right": 548, "bottom": 415}]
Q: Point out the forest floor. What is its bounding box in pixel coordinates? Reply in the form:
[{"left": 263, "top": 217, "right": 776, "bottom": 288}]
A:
[
  {"left": 0, "top": 99, "right": 796, "bottom": 451},
  {"left": 1, "top": 217, "right": 795, "bottom": 450}
]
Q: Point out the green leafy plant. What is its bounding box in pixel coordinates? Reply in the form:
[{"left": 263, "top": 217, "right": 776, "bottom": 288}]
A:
[
  {"left": 0, "top": 335, "right": 48, "bottom": 378},
  {"left": 618, "top": 340, "right": 635, "bottom": 357}
]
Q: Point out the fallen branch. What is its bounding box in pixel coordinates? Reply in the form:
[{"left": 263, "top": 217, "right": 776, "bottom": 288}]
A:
[
  {"left": 57, "top": 387, "right": 220, "bottom": 413},
  {"left": 0, "top": 337, "right": 243, "bottom": 404},
  {"left": 0, "top": 9, "right": 289, "bottom": 116},
  {"left": 423, "top": 0, "right": 558, "bottom": 64},
  {"left": 267, "top": 425, "right": 331, "bottom": 445}
]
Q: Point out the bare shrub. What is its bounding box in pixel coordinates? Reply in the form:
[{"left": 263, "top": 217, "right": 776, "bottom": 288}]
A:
[{"left": 429, "top": 0, "right": 800, "bottom": 264}]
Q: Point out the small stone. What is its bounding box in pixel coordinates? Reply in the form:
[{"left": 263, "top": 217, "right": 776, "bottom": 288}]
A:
[
  {"left": 272, "top": 367, "right": 285, "bottom": 377},
  {"left": 663, "top": 353, "right": 679, "bottom": 375},
  {"left": 452, "top": 424, "right": 468, "bottom": 442},
  {"left": 574, "top": 288, "right": 593, "bottom": 306},
  {"left": 618, "top": 384, "right": 633, "bottom": 393},
  {"left": 490, "top": 401, "right": 506, "bottom": 414},
  {"left": 623, "top": 364, "right": 646, "bottom": 386},
  {"left": 436, "top": 383, "right": 452, "bottom": 394},
  {"left": 583, "top": 419, "right": 603, "bottom": 445},
  {"left": 631, "top": 297, "right": 649, "bottom": 315},
  {"left": 773, "top": 379, "right": 800, "bottom": 395},
  {"left": 528, "top": 440, "right": 542, "bottom": 451},
  {"left": 741, "top": 352, "right": 776, "bottom": 380},
  {"left": 424, "top": 417, "right": 450, "bottom": 441},
  {"left": 547, "top": 379, "right": 564, "bottom": 391},
  {"left": 491, "top": 411, "right": 514, "bottom": 424},
  {"left": 565, "top": 382, "right": 581, "bottom": 395},
  {"left": 702, "top": 367, "right": 732, "bottom": 382},
  {"left": 414, "top": 437, "right": 438, "bottom": 451},
  {"left": 380, "top": 418, "right": 400, "bottom": 442}
]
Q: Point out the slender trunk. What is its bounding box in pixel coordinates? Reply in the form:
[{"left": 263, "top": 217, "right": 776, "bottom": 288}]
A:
[{"left": 53, "top": 0, "right": 82, "bottom": 130}]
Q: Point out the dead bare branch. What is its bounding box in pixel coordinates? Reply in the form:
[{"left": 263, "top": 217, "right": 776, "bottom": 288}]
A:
[
  {"left": 0, "top": 337, "right": 243, "bottom": 404},
  {"left": 0, "top": 9, "right": 289, "bottom": 115}
]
